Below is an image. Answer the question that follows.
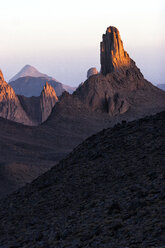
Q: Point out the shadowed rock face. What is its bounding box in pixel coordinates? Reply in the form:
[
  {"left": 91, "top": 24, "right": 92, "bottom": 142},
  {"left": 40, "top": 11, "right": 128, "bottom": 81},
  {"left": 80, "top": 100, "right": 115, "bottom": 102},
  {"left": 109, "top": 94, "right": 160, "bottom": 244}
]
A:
[
  {"left": 101, "top": 26, "right": 131, "bottom": 75},
  {"left": 0, "top": 111, "right": 164, "bottom": 247},
  {"left": 18, "top": 82, "right": 58, "bottom": 124}
]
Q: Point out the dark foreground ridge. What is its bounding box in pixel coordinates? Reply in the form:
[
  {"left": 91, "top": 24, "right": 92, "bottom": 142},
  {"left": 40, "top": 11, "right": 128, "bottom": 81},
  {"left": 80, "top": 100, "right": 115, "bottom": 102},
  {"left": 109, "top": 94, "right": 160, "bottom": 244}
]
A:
[{"left": 0, "top": 111, "right": 165, "bottom": 247}]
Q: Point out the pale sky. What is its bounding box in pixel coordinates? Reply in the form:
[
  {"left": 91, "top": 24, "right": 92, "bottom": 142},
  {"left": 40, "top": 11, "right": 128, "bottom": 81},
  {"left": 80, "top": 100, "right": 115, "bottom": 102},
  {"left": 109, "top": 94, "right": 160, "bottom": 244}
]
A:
[{"left": 0, "top": 0, "right": 164, "bottom": 86}]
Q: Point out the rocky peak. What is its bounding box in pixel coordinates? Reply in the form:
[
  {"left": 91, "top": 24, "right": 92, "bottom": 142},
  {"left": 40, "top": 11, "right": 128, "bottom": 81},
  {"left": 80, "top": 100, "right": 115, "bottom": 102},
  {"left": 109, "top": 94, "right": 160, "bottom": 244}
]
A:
[
  {"left": 40, "top": 82, "right": 58, "bottom": 122},
  {"left": 0, "top": 70, "right": 4, "bottom": 82},
  {"left": 100, "top": 26, "right": 131, "bottom": 75}
]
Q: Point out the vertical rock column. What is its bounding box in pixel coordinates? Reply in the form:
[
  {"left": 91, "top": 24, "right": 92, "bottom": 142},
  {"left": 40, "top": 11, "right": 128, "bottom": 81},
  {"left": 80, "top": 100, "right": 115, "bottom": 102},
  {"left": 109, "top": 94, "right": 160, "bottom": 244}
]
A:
[{"left": 100, "top": 26, "right": 130, "bottom": 75}]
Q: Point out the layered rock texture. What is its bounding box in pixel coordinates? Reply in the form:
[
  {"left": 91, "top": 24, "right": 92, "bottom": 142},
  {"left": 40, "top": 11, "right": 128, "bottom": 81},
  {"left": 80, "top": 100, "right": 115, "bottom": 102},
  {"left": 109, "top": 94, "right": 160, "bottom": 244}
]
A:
[
  {"left": 9, "top": 65, "right": 76, "bottom": 96},
  {"left": 0, "top": 70, "right": 58, "bottom": 125},
  {"left": 0, "top": 111, "right": 164, "bottom": 247},
  {"left": 87, "top": 67, "right": 98, "bottom": 79},
  {"left": 101, "top": 26, "right": 131, "bottom": 75}
]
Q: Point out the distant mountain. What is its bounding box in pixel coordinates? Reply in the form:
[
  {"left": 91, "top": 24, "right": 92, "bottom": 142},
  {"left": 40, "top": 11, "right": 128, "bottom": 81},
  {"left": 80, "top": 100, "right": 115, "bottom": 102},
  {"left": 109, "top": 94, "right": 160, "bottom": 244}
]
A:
[
  {"left": 157, "top": 84, "right": 165, "bottom": 91},
  {"left": 9, "top": 76, "right": 64, "bottom": 97},
  {"left": 9, "top": 65, "right": 76, "bottom": 96},
  {"left": 9, "top": 64, "right": 54, "bottom": 82},
  {"left": 0, "top": 70, "right": 58, "bottom": 125},
  {"left": 0, "top": 111, "right": 164, "bottom": 247}
]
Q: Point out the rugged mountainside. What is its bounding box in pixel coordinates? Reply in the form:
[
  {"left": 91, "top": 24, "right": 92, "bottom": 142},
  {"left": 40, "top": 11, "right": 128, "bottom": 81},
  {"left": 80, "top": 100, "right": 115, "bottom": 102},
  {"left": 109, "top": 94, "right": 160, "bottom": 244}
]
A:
[
  {"left": 9, "top": 65, "right": 76, "bottom": 96},
  {"left": 0, "top": 26, "right": 165, "bottom": 197},
  {"left": 0, "top": 111, "right": 164, "bottom": 248},
  {"left": 157, "top": 84, "right": 165, "bottom": 91},
  {"left": 0, "top": 70, "right": 58, "bottom": 125}
]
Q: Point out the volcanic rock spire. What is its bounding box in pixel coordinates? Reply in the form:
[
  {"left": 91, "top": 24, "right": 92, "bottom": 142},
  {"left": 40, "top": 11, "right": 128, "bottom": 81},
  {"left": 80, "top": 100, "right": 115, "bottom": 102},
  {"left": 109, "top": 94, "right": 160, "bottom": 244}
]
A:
[
  {"left": 100, "top": 26, "right": 131, "bottom": 75},
  {"left": 40, "top": 82, "right": 58, "bottom": 122}
]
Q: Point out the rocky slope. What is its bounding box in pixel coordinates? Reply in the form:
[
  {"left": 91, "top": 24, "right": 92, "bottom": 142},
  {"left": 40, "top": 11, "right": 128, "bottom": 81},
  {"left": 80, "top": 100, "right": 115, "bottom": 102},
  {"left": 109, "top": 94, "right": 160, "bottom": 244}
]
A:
[
  {"left": 0, "top": 70, "right": 58, "bottom": 125},
  {"left": 0, "top": 111, "right": 164, "bottom": 247},
  {"left": 9, "top": 65, "right": 76, "bottom": 96}
]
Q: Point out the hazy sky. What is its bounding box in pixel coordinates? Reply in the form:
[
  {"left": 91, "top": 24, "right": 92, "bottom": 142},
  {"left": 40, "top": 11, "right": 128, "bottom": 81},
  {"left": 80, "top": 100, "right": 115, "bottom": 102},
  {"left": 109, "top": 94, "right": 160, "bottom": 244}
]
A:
[{"left": 0, "top": 0, "right": 164, "bottom": 86}]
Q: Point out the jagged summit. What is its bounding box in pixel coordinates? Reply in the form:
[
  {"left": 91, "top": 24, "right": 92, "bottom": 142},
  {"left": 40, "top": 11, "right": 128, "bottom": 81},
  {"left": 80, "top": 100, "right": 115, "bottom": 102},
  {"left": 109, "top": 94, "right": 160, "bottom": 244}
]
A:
[
  {"left": 40, "top": 82, "right": 58, "bottom": 122},
  {"left": 100, "top": 26, "right": 131, "bottom": 75}
]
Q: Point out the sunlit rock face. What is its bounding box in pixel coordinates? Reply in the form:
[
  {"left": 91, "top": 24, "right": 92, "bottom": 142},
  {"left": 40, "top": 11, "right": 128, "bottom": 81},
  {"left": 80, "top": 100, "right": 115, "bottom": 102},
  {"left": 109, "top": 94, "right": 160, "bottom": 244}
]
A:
[
  {"left": 100, "top": 26, "right": 131, "bottom": 75},
  {"left": 0, "top": 70, "right": 33, "bottom": 125},
  {"left": 87, "top": 68, "right": 98, "bottom": 79},
  {"left": 40, "top": 82, "right": 58, "bottom": 122}
]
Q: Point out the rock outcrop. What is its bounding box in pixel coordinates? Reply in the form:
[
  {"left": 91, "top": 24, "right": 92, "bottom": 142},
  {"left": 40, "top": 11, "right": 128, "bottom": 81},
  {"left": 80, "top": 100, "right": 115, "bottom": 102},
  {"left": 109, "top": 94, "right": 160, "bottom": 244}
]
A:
[
  {"left": 87, "top": 67, "right": 98, "bottom": 78},
  {"left": 101, "top": 26, "right": 131, "bottom": 75},
  {"left": 18, "top": 82, "right": 58, "bottom": 124},
  {"left": 9, "top": 76, "right": 64, "bottom": 97},
  {"left": 40, "top": 82, "right": 58, "bottom": 122},
  {"left": 0, "top": 70, "right": 34, "bottom": 125}
]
